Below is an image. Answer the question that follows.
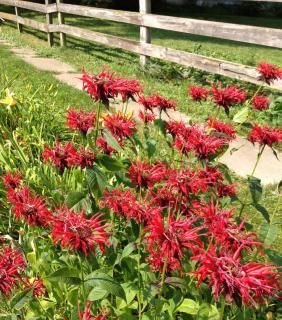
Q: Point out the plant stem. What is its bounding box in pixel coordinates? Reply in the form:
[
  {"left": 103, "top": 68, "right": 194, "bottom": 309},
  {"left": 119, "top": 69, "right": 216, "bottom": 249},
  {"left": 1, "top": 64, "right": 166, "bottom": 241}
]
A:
[
  {"left": 79, "top": 254, "right": 86, "bottom": 300},
  {"left": 137, "top": 224, "right": 144, "bottom": 320},
  {"left": 251, "top": 144, "right": 266, "bottom": 176},
  {"left": 94, "top": 102, "right": 102, "bottom": 145},
  {"left": 159, "top": 256, "right": 168, "bottom": 299}
]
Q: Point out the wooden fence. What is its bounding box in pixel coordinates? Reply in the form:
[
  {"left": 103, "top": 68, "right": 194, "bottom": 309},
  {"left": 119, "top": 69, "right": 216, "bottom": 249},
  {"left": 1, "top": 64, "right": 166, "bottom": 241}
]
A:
[{"left": 0, "top": 0, "right": 282, "bottom": 89}]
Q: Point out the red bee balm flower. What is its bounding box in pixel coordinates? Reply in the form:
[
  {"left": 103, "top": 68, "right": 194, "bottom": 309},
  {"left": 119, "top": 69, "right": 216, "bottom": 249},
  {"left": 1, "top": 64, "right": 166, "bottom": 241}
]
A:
[
  {"left": 192, "top": 245, "right": 281, "bottom": 306},
  {"left": 145, "top": 212, "right": 203, "bottom": 272},
  {"left": 109, "top": 77, "right": 143, "bottom": 102},
  {"left": 67, "top": 110, "right": 96, "bottom": 135},
  {"left": 139, "top": 95, "right": 176, "bottom": 113},
  {"left": 51, "top": 207, "right": 110, "bottom": 256},
  {"left": 257, "top": 62, "right": 282, "bottom": 84},
  {"left": 22, "top": 277, "right": 46, "bottom": 298},
  {"left": 207, "top": 118, "right": 236, "bottom": 140},
  {"left": 79, "top": 303, "right": 110, "bottom": 320},
  {"left": 0, "top": 246, "right": 25, "bottom": 296},
  {"left": 96, "top": 137, "right": 118, "bottom": 155},
  {"left": 188, "top": 85, "right": 208, "bottom": 101},
  {"left": 9, "top": 187, "right": 52, "bottom": 227},
  {"left": 248, "top": 125, "right": 282, "bottom": 147},
  {"left": 211, "top": 83, "right": 247, "bottom": 113},
  {"left": 81, "top": 69, "right": 114, "bottom": 107},
  {"left": 138, "top": 111, "right": 155, "bottom": 124},
  {"left": 103, "top": 113, "right": 137, "bottom": 141},
  {"left": 251, "top": 95, "right": 270, "bottom": 111},
  {"left": 2, "top": 172, "right": 21, "bottom": 190}
]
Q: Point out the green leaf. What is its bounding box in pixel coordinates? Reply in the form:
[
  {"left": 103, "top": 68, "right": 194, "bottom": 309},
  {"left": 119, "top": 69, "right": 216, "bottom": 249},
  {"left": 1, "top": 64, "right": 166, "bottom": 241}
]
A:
[
  {"left": 146, "top": 138, "right": 157, "bottom": 158},
  {"left": 120, "top": 242, "right": 136, "bottom": 261},
  {"left": 85, "top": 273, "right": 126, "bottom": 300},
  {"left": 165, "top": 277, "right": 186, "bottom": 289},
  {"left": 176, "top": 299, "right": 199, "bottom": 315},
  {"left": 99, "top": 155, "right": 124, "bottom": 172},
  {"left": 251, "top": 203, "right": 270, "bottom": 222},
  {"left": 259, "top": 222, "right": 278, "bottom": 245},
  {"left": 265, "top": 248, "right": 282, "bottom": 267},
  {"left": 233, "top": 106, "right": 250, "bottom": 124},
  {"left": 88, "top": 287, "right": 107, "bottom": 301},
  {"left": 10, "top": 289, "right": 33, "bottom": 310},
  {"left": 154, "top": 119, "right": 166, "bottom": 135},
  {"left": 197, "top": 303, "right": 220, "bottom": 320},
  {"left": 248, "top": 176, "right": 262, "bottom": 204},
  {"left": 87, "top": 167, "right": 107, "bottom": 196},
  {"left": 66, "top": 191, "right": 86, "bottom": 209},
  {"left": 47, "top": 267, "right": 81, "bottom": 284},
  {"left": 103, "top": 129, "right": 123, "bottom": 153}
]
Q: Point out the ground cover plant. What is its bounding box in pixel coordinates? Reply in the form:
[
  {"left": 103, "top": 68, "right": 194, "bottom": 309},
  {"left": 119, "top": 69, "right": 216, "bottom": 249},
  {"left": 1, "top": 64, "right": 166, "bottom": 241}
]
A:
[{"left": 0, "top": 51, "right": 281, "bottom": 320}]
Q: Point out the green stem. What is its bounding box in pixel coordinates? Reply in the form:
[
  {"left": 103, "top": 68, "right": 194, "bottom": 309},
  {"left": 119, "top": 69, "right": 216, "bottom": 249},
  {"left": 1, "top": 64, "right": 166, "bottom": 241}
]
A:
[
  {"left": 159, "top": 256, "right": 168, "bottom": 299},
  {"left": 251, "top": 144, "right": 266, "bottom": 176},
  {"left": 79, "top": 254, "right": 85, "bottom": 300},
  {"left": 94, "top": 103, "right": 102, "bottom": 145}
]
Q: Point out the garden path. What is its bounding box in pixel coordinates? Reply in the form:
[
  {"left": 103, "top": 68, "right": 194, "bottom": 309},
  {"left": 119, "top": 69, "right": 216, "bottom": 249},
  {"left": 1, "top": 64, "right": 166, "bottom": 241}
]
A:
[{"left": 1, "top": 39, "right": 282, "bottom": 185}]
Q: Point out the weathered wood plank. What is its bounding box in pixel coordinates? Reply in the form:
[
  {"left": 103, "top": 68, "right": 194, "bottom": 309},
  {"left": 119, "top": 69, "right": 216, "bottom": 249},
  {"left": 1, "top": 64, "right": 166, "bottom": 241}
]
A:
[
  {"left": 15, "top": 6, "right": 22, "bottom": 32},
  {"left": 57, "top": 0, "right": 66, "bottom": 46},
  {"left": 141, "top": 15, "right": 282, "bottom": 49},
  {"left": 57, "top": 3, "right": 140, "bottom": 25},
  {"left": 0, "top": 11, "right": 17, "bottom": 21},
  {"left": 45, "top": 0, "right": 54, "bottom": 47},
  {"left": 0, "top": 0, "right": 47, "bottom": 13},
  {"left": 139, "top": 0, "right": 151, "bottom": 66}
]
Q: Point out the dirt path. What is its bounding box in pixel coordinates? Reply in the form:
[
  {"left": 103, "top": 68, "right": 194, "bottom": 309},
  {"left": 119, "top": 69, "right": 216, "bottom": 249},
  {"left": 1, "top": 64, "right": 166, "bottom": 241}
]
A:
[{"left": 1, "top": 39, "right": 282, "bottom": 185}]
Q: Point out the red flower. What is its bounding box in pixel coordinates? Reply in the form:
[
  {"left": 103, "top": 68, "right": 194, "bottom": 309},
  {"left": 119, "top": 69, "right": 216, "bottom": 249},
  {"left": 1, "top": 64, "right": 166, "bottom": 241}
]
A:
[
  {"left": 67, "top": 147, "right": 95, "bottom": 169},
  {"left": 22, "top": 277, "right": 46, "bottom": 298},
  {"left": 165, "top": 120, "right": 188, "bottom": 138},
  {"left": 145, "top": 212, "right": 203, "bottom": 272},
  {"left": 42, "top": 141, "right": 78, "bottom": 174},
  {"left": 9, "top": 187, "right": 52, "bottom": 227},
  {"left": 248, "top": 124, "right": 282, "bottom": 147},
  {"left": 110, "top": 77, "right": 143, "bottom": 102},
  {"left": 257, "top": 62, "right": 282, "bottom": 84},
  {"left": 81, "top": 69, "right": 114, "bottom": 107},
  {"left": 103, "top": 113, "right": 137, "bottom": 141},
  {"left": 192, "top": 245, "right": 281, "bottom": 306},
  {"left": 197, "top": 166, "right": 223, "bottom": 188},
  {"left": 79, "top": 303, "right": 110, "bottom": 320},
  {"left": 138, "top": 110, "right": 155, "bottom": 124},
  {"left": 174, "top": 125, "right": 227, "bottom": 160},
  {"left": 0, "top": 246, "right": 25, "bottom": 296},
  {"left": 251, "top": 95, "right": 270, "bottom": 111},
  {"left": 129, "top": 161, "right": 168, "bottom": 188},
  {"left": 96, "top": 137, "right": 118, "bottom": 155},
  {"left": 139, "top": 95, "right": 176, "bottom": 113},
  {"left": 67, "top": 110, "right": 96, "bottom": 135},
  {"left": 149, "top": 185, "right": 178, "bottom": 209},
  {"left": 211, "top": 83, "right": 247, "bottom": 113},
  {"left": 2, "top": 172, "right": 21, "bottom": 190},
  {"left": 188, "top": 85, "right": 208, "bottom": 101},
  {"left": 217, "top": 183, "right": 237, "bottom": 198},
  {"left": 207, "top": 118, "right": 236, "bottom": 140},
  {"left": 51, "top": 207, "right": 110, "bottom": 256}
]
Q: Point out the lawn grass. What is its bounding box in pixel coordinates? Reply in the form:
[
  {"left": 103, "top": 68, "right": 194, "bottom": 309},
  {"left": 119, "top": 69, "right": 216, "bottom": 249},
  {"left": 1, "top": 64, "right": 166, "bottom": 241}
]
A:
[{"left": 1, "top": 42, "right": 281, "bottom": 254}]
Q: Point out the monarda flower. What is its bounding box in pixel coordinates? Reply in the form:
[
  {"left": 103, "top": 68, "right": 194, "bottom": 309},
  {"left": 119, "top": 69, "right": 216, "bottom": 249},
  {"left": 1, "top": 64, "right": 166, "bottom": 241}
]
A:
[
  {"left": 206, "top": 118, "right": 236, "bottom": 140},
  {"left": 216, "top": 183, "right": 237, "bottom": 198},
  {"left": 67, "top": 109, "right": 96, "bottom": 135},
  {"left": 145, "top": 212, "right": 203, "bottom": 273},
  {"left": 165, "top": 120, "right": 188, "bottom": 138},
  {"left": 138, "top": 110, "right": 155, "bottom": 124},
  {"left": 2, "top": 171, "right": 21, "bottom": 190},
  {"left": 110, "top": 77, "right": 143, "bottom": 102},
  {"left": 0, "top": 246, "right": 25, "bottom": 296},
  {"left": 51, "top": 207, "right": 110, "bottom": 256},
  {"left": 8, "top": 187, "right": 52, "bottom": 227},
  {"left": 251, "top": 95, "right": 270, "bottom": 111},
  {"left": 152, "top": 95, "right": 176, "bottom": 113},
  {"left": 79, "top": 303, "right": 110, "bottom": 320},
  {"left": 22, "top": 277, "right": 46, "bottom": 298},
  {"left": 138, "top": 95, "right": 156, "bottom": 112},
  {"left": 257, "top": 62, "right": 282, "bottom": 84},
  {"left": 67, "top": 147, "right": 95, "bottom": 169},
  {"left": 102, "top": 113, "right": 137, "bottom": 141},
  {"left": 188, "top": 85, "right": 208, "bottom": 101},
  {"left": 42, "top": 141, "right": 78, "bottom": 174},
  {"left": 81, "top": 69, "right": 114, "bottom": 107},
  {"left": 192, "top": 245, "right": 281, "bottom": 306},
  {"left": 129, "top": 161, "right": 168, "bottom": 188},
  {"left": 211, "top": 83, "right": 247, "bottom": 114},
  {"left": 248, "top": 124, "right": 282, "bottom": 147}
]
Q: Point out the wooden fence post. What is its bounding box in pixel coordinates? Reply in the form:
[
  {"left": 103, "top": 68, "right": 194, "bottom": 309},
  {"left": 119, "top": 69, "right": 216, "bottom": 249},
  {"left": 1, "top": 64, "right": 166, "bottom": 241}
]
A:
[
  {"left": 56, "top": 0, "right": 66, "bottom": 47},
  {"left": 45, "top": 0, "right": 54, "bottom": 47},
  {"left": 139, "top": 0, "right": 151, "bottom": 67},
  {"left": 15, "top": 6, "right": 23, "bottom": 33}
]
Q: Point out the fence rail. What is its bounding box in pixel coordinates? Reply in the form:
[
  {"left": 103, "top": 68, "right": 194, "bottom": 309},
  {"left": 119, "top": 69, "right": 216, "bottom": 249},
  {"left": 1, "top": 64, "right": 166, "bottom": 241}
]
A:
[{"left": 0, "top": 0, "right": 282, "bottom": 89}]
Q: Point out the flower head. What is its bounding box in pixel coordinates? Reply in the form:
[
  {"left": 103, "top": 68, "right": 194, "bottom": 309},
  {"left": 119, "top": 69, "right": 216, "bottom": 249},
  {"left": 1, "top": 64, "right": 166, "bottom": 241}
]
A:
[
  {"left": 96, "top": 137, "right": 118, "bottom": 155},
  {"left": 165, "top": 120, "right": 187, "bottom": 138},
  {"left": 51, "top": 207, "right": 110, "bottom": 256},
  {"left": 207, "top": 118, "right": 236, "bottom": 140},
  {"left": 22, "top": 277, "right": 46, "bottom": 298},
  {"left": 2, "top": 172, "right": 21, "bottom": 190},
  {"left": 67, "top": 109, "right": 96, "bottom": 135},
  {"left": 257, "top": 62, "right": 282, "bottom": 84},
  {"left": 188, "top": 85, "right": 208, "bottom": 101},
  {"left": 145, "top": 212, "right": 203, "bottom": 272},
  {"left": 109, "top": 77, "right": 143, "bottom": 102},
  {"left": 139, "top": 95, "right": 176, "bottom": 113},
  {"left": 211, "top": 83, "right": 247, "bottom": 113},
  {"left": 8, "top": 187, "right": 52, "bottom": 227},
  {"left": 251, "top": 95, "right": 270, "bottom": 111},
  {"left": 103, "top": 113, "right": 137, "bottom": 141},
  {"left": 0, "top": 246, "right": 25, "bottom": 296},
  {"left": 138, "top": 110, "right": 155, "bottom": 124},
  {"left": 248, "top": 125, "right": 282, "bottom": 147},
  {"left": 79, "top": 303, "right": 110, "bottom": 320}
]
